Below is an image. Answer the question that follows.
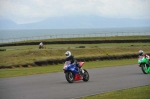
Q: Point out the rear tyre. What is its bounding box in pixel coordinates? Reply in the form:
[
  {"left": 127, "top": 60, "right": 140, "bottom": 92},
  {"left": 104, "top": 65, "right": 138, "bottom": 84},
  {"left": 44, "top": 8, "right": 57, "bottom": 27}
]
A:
[
  {"left": 83, "top": 69, "right": 89, "bottom": 82},
  {"left": 141, "top": 64, "right": 149, "bottom": 74},
  {"left": 65, "top": 71, "right": 74, "bottom": 83}
]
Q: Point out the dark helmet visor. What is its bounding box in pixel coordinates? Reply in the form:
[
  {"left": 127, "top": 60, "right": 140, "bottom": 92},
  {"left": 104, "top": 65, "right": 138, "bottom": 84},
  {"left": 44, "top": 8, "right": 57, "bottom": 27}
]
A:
[{"left": 66, "top": 54, "right": 69, "bottom": 56}]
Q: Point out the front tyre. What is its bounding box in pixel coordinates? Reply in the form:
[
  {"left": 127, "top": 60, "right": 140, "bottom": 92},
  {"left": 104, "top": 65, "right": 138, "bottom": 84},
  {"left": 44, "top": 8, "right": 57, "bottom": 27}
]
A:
[
  {"left": 141, "top": 64, "right": 149, "bottom": 74},
  {"left": 83, "top": 69, "right": 89, "bottom": 82},
  {"left": 65, "top": 71, "right": 74, "bottom": 83}
]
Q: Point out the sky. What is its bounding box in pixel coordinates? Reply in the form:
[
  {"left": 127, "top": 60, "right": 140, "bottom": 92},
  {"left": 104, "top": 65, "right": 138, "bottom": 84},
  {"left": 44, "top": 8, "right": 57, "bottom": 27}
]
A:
[{"left": 0, "top": 0, "right": 150, "bottom": 24}]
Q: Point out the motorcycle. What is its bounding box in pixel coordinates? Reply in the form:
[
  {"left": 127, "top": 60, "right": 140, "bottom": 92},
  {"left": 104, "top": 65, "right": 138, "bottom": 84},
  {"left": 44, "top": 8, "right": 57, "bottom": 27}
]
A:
[
  {"left": 39, "top": 45, "right": 44, "bottom": 49},
  {"left": 138, "top": 56, "right": 150, "bottom": 74},
  {"left": 63, "top": 61, "right": 89, "bottom": 83}
]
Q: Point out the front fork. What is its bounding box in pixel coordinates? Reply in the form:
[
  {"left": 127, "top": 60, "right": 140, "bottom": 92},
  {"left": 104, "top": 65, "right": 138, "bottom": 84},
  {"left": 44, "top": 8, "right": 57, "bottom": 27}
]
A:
[{"left": 144, "top": 64, "right": 147, "bottom": 69}]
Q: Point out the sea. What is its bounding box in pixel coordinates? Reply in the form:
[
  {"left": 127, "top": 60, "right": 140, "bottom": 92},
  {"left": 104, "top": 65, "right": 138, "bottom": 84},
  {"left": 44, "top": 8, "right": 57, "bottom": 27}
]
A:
[{"left": 0, "top": 27, "right": 150, "bottom": 43}]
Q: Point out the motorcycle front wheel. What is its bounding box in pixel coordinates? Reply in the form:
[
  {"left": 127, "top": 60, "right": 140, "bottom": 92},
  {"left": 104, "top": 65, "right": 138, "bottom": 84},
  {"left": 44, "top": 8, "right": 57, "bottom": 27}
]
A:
[
  {"left": 141, "top": 64, "right": 149, "bottom": 74},
  {"left": 65, "top": 71, "right": 74, "bottom": 83},
  {"left": 83, "top": 69, "right": 89, "bottom": 82}
]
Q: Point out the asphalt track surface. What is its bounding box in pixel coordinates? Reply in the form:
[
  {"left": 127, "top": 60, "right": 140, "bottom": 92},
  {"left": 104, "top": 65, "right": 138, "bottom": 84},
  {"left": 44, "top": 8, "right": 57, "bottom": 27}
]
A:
[{"left": 0, "top": 64, "right": 150, "bottom": 99}]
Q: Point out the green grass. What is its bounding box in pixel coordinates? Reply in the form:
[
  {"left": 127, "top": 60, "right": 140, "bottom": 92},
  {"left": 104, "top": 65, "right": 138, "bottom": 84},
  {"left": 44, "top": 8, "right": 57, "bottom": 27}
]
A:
[
  {"left": 0, "top": 58, "right": 137, "bottom": 78},
  {"left": 0, "top": 43, "right": 150, "bottom": 66},
  {"left": 1, "top": 43, "right": 150, "bottom": 50},
  {"left": 79, "top": 85, "right": 150, "bottom": 99}
]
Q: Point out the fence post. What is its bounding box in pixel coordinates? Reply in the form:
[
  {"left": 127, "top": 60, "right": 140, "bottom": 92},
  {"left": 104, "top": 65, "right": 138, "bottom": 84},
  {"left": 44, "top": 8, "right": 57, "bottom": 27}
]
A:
[{"left": 2, "top": 32, "right": 150, "bottom": 44}]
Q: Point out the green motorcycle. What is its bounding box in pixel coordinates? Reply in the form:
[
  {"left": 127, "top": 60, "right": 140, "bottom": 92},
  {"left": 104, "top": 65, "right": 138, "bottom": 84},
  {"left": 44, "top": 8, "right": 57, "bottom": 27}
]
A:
[{"left": 138, "top": 56, "right": 150, "bottom": 74}]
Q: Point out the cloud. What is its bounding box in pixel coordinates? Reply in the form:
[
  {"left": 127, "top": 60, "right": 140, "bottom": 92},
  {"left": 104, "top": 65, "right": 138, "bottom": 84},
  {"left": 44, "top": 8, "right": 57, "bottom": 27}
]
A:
[{"left": 0, "top": 0, "right": 150, "bottom": 24}]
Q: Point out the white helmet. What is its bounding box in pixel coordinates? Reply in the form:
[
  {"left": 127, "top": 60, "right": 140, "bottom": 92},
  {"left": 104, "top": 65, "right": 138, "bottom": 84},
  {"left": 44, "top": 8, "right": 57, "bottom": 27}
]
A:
[
  {"left": 65, "top": 51, "right": 71, "bottom": 58},
  {"left": 139, "top": 50, "right": 144, "bottom": 56}
]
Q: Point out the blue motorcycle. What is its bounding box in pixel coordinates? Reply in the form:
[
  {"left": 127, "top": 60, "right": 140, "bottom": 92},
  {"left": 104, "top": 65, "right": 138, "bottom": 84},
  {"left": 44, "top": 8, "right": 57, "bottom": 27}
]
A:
[{"left": 63, "top": 61, "right": 89, "bottom": 83}]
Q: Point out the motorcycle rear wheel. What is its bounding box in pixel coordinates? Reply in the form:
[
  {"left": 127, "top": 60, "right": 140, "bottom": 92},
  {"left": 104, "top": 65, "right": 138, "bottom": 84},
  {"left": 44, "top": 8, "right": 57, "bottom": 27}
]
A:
[
  {"left": 83, "top": 69, "right": 89, "bottom": 82},
  {"left": 141, "top": 64, "right": 149, "bottom": 74},
  {"left": 65, "top": 71, "right": 74, "bottom": 83}
]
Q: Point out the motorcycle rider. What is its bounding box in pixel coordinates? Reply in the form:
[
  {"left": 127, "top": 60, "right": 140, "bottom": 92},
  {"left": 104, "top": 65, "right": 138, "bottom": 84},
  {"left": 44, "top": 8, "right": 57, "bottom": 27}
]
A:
[
  {"left": 65, "top": 51, "right": 84, "bottom": 75},
  {"left": 39, "top": 42, "right": 44, "bottom": 49},
  {"left": 138, "top": 50, "right": 150, "bottom": 65}
]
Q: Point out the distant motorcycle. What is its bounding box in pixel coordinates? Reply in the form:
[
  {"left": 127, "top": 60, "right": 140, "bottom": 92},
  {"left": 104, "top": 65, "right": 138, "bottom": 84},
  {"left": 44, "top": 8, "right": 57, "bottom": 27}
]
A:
[
  {"left": 39, "top": 45, "right": 44, "bottom": 49},
  {"left": 63, "top": 61, "right": 89, "bottom": 83},
  {"left": 138, "top": 56, "right": 150, "bottom": 74}
]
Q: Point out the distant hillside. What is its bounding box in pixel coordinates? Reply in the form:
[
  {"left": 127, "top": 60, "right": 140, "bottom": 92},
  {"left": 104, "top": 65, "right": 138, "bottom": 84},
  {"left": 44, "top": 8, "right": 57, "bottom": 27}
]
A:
[
  {"left": 0, "top": 19, "right": 19, "bottom": 29},
  {"left": 0, "top": 15, "right": 150, "bottom": 29}
]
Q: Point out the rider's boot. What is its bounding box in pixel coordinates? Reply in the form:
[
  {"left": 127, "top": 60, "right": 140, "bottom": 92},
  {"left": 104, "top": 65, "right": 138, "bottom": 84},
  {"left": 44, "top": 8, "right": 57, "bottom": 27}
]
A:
[
  {"left": 79, "top": 67, "right": 84, "bottom": 75},
  {"left": 81, "top": 68, "right": 84, "bottom": 74},
  {"left": 76, "top": 64, "right": 84, "bottom": 75}
]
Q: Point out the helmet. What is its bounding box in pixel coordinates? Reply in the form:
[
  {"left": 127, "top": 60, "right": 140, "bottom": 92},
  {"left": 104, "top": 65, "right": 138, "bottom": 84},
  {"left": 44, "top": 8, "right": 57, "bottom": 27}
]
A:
[
  {"left": 65, "top": 51, "right": 71, "bottom": 58},
  {"left": 138, "top": 50, "right": 144, "bottom": 56}
]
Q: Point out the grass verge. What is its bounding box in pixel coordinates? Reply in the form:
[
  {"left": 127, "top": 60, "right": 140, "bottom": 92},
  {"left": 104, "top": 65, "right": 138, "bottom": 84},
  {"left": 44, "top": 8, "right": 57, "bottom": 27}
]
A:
[
  {"left": 0, "top": 58, "right": 137, "bottom": 78},
  {"left": 79, "top": 85, "right": 150, "bottom": 99},
  {"left": 0, "top": 43, "right": 150, "bottom": 66}
]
